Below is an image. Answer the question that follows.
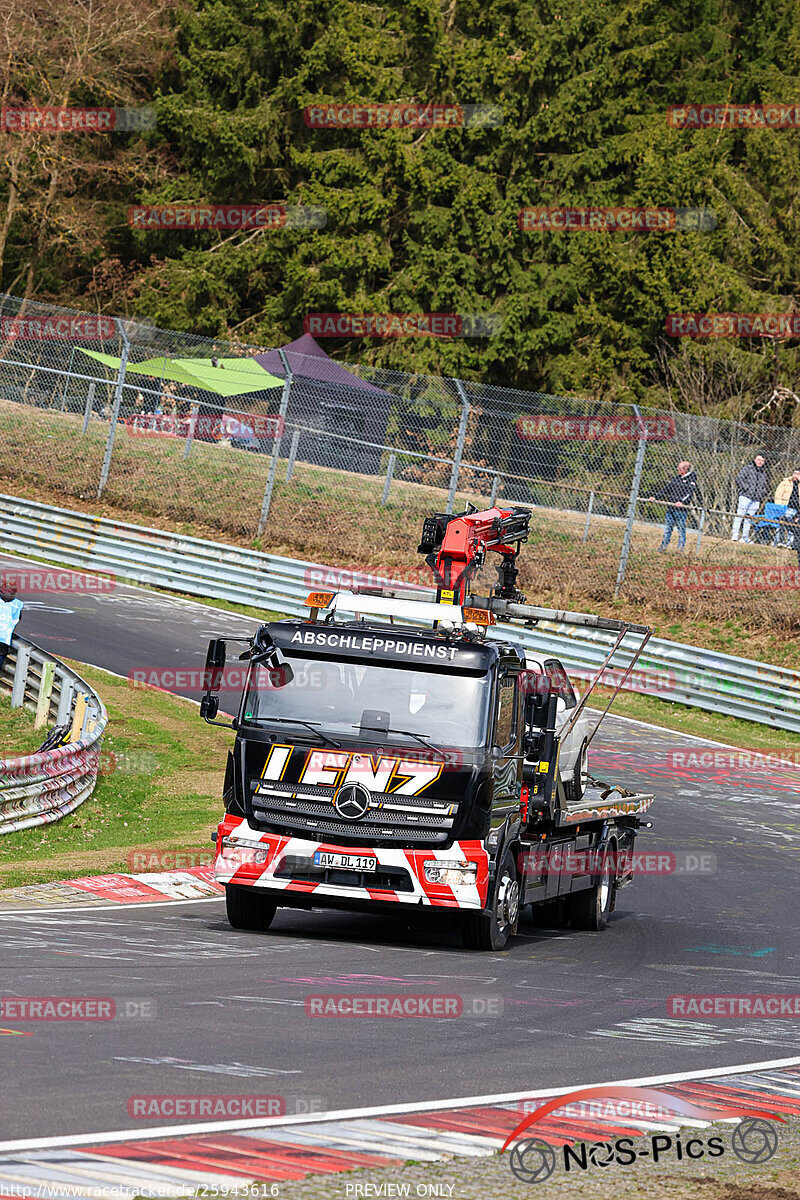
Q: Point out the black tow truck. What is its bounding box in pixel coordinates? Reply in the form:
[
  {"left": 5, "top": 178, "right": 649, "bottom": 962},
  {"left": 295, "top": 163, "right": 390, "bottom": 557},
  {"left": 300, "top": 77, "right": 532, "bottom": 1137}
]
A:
[{"left": 201, "top": 506, "right": 654, "bottom": 950}]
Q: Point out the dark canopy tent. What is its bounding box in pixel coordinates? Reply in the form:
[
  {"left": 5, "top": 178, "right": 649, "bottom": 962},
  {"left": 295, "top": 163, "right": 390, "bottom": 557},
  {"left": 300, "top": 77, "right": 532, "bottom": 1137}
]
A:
[{"left": 254, "top": 335, "right": 395, "bottom": 474}]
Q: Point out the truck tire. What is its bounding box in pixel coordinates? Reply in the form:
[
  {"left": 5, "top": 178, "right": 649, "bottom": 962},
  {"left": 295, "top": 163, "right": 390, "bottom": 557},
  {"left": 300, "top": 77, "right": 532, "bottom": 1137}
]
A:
[
  {"left": 563, "top": 740, "right": 589, "bottom": 804},
  {"left": 566, "top": 843, "right": 614, "bottom": 931},
  {"left": 225, "top": 884, "right": 278, "bottom": 932},
  {"left": 462, "top": 850, "right": 519, "bottom": 951}
]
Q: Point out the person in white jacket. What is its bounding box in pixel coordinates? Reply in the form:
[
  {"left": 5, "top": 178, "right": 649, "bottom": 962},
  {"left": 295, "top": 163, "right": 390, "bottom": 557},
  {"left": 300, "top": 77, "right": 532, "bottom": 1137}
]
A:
[{"left": 0, "top": 581, "right": 23, "bottom": 674}]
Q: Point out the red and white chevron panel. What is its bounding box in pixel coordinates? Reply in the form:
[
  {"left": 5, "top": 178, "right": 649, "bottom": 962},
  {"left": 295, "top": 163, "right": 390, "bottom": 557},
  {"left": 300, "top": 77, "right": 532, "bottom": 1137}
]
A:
[{"left": 215, "top": 815, "right": 490, "bottom": 909}]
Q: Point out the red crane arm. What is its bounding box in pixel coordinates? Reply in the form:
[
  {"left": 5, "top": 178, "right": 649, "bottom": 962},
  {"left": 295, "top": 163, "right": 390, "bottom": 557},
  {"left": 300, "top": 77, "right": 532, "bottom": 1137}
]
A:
[{"left": 419, "top": 506, "right": 531, "bottom": 605}]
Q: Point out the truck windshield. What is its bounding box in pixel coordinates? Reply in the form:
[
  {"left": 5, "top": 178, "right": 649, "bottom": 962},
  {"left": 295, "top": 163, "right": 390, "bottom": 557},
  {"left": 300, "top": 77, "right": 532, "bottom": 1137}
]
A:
[{"left": 243, "top": 654, "right": 491, "bottom": 749}]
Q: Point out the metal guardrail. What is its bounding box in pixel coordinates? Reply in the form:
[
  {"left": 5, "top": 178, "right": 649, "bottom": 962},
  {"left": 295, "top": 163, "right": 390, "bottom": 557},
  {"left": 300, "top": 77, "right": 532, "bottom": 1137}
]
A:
[
  {"left": 0, "top": 632, "right": 107, "bottom": 834},
  {"left": 1, "top": 493, "right": 799, "bottom": 733}
]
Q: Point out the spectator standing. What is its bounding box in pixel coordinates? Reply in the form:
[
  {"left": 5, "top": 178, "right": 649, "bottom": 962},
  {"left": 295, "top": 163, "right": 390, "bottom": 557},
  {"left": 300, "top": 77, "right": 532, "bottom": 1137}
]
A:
[
  {"left": 732, "top": 455, "right": 769, "bottom": 543},
  {"left": 774, "top": 469, "right": 800, "bottom": 547},
  {"left": 0, "top": 581, "right": 23, "bottom": 674},
  {"left": 646, "top": 461, "right": 702, "bottom": 551}
]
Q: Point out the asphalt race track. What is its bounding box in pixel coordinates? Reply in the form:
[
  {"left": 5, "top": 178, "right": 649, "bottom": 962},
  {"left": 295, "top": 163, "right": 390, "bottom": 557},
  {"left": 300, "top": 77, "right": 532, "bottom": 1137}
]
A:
[{"left": 1, "top": 553, "right": 799, "bottom": 1142}]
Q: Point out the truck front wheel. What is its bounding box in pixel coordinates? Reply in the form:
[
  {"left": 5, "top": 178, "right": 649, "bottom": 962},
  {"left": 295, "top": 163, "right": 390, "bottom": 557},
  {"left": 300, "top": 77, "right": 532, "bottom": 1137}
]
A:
[
  {"left": 566, "top": 844, "right": 614, "bottom": 931},
  {"left": 462, "top": 850, "right": 519, "bottom": 951},
  {"left": 225, "top": 884, "right": 278, "bottom": 932}
]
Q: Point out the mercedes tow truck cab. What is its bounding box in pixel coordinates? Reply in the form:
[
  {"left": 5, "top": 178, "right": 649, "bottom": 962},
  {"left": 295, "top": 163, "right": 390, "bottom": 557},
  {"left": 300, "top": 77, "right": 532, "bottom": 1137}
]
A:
[{"left": 202, "top": 506, "right": 655, "bottom": 950}]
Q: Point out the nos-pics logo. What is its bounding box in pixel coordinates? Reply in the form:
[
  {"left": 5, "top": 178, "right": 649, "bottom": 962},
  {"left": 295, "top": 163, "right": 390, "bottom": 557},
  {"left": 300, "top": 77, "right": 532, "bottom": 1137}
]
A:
[{"left": 503, "top": 1085, "right": 793, "bottom": 1183}]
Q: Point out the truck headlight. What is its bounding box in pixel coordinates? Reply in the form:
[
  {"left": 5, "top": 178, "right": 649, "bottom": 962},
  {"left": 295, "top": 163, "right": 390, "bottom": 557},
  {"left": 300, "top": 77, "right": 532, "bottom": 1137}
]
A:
[
  {"left": 220, "top": 836, "right": 267, "bottom": 864},
  {"left": 423, "top": 860, "right": 478, "bottom": 886}
]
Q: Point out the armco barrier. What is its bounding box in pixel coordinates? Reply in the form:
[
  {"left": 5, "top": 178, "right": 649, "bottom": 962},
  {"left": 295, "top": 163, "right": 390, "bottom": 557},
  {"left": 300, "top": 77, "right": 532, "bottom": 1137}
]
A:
[
  {"left": 1, "top": 493, "right": 799, "bottom": 733},
  {"left": 0, "top": 634, "right": 107, "bottom": 834}
]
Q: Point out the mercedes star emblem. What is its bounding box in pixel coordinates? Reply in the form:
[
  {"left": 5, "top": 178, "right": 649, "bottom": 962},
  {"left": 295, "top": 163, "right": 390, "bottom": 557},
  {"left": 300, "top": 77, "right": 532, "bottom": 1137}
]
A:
[{"left": 333, "top": 782, "right": 372, "bottom": 821}]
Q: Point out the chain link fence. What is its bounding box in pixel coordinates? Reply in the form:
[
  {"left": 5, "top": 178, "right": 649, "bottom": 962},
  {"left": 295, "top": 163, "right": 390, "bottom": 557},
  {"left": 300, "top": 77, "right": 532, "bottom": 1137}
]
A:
[{"left": 2, "top": 290, "right": 800, "bottom": 604}]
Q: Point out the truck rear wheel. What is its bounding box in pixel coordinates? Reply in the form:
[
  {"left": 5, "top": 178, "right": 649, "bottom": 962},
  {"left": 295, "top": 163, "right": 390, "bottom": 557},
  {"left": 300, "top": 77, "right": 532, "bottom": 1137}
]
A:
[
  {"left": 566, "top": 844, "right": 614, "bottom": 931},
  {"left": 463, "top": 850, "right": 519, "bottom": 951},
  {"left": 225, "top": 884, "right": 278, "bottom": 932}
]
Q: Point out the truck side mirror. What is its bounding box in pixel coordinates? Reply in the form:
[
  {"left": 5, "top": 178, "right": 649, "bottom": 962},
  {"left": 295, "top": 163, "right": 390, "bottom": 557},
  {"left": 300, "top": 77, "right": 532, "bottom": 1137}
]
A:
[
  {"left": 200, "top": 638, "right": 226, "bottom": 722},
  {"left": 248, "top": 628, "right": 295, "bottom": 686},
  {"left": 203, "top": 638, "right": 226, "bottom": 690}
]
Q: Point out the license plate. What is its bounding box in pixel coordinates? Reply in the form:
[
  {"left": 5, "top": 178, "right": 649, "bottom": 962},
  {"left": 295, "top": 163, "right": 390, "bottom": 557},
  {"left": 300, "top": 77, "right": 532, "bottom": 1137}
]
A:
[{"left": 313, "top": 851, "right": 378, "bottom": 872}]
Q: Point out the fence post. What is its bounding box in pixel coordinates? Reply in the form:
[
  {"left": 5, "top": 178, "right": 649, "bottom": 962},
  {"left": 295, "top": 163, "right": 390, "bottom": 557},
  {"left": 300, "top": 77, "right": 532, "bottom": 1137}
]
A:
[
  {"left": 81, "top": 382, "right": 95, "bottom": 435},
  {"left": 695, "top": 507, "right": 706, "bottom": 553},
  {"left": 257, "top": 349, "right": 292, "bottom": 536},
  {"left": 285, "top": 429, "right": 300, "bottom": 481},
  {"left": 582, "top": 490, "right": 595, "bottom": 543},
  {"left": 35, "top": 659, "right": 55, "bottom": 729},
  {"left": 183, "top": 401, "right": 199, "bottom": 460},
  {"left": 490, "top": 471, "right": 501, "bottom": 508},
  {"left": 60, "top": 345, "right": 75, "bottom": 411},
  {"left": 614, "top": 406, "right": 647, "bottom": 598},
  {"left": 381, "top": 453, "right": 396, "bottom": 506},
  {"left": 57, "top": 676, "right": 75, "bottom": 725},
  {"left": 446, "top": 380, "right": 470, "bottom": 514},
  {"left": 97, "top": 319, "right": 130, "bottom": 499}
]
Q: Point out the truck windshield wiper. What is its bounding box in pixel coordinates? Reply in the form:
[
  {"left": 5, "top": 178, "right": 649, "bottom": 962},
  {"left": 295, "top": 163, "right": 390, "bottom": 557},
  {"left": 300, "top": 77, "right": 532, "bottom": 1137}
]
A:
[
  {"left": 348, "top": 725, "right": 447, "bottom": 760},
  {"left": 258, "top": 717, "right": 341, "bottom": 747}
]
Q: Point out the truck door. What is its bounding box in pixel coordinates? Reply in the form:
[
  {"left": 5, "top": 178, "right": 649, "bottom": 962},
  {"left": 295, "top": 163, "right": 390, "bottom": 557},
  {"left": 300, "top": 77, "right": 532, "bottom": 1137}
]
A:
[{"left": 490, "top": 670, "right": 521, "bottom": 825}]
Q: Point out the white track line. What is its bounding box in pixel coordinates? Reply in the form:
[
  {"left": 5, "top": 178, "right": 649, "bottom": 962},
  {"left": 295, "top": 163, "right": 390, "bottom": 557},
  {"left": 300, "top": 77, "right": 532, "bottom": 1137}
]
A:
[
  {"left": 1, "top": 1054, "right": 798, "bottom": 1154},
  {"left": 0, "top": 896, "right": 223, "bottom": 917}
]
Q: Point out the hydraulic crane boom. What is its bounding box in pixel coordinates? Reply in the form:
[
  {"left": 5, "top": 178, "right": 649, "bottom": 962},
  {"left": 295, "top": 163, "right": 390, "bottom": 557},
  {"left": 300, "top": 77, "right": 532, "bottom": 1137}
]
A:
[{"left": 418, "top": 504, "right": 531, "bottom": 605}]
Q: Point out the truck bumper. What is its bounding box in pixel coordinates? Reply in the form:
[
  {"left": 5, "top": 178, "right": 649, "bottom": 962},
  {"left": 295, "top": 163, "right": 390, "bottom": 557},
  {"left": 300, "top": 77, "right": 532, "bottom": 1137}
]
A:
[{"left": 214, "top": 815, "right": 490, "bottom": 910}]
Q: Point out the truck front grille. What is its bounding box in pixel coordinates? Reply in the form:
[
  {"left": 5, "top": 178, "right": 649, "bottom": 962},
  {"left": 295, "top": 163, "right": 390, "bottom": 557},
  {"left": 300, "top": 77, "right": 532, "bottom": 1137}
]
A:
[{"left": 250, "top": 780, "right": 456, "bottom": 846}]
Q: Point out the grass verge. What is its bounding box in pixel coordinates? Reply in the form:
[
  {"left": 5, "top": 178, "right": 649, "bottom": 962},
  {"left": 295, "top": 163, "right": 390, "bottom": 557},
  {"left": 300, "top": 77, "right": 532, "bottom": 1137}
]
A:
[
  {"left": 0, "top": 661, "right": 233, "bottom": 889},
  {"left": 0, "top": 694, "right": 45, "bottom": 758}
]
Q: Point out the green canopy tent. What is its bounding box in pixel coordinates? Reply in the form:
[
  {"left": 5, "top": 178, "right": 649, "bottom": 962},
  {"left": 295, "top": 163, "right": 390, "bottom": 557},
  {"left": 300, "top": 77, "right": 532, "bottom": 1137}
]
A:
[{"left": 77, "top": 349, "right": 283, "bottom": 397}]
